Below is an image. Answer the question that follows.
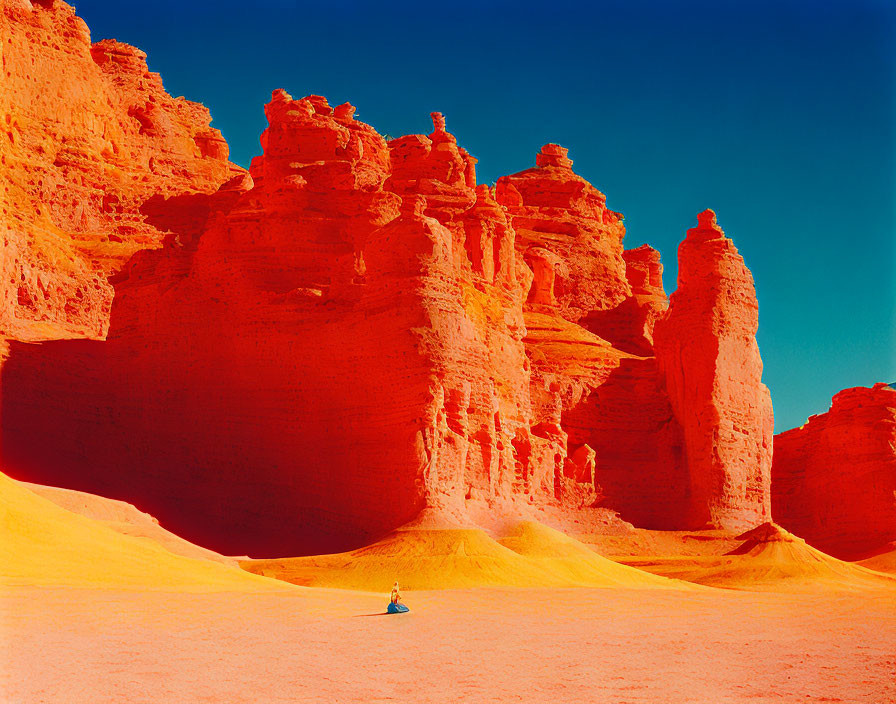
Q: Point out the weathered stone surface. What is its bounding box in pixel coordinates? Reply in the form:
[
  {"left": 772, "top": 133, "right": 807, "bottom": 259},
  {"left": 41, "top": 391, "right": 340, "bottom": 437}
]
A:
[
  {"left": 562, "top": 356, "right": 687, "bottom": 528},
  {"left": 497, "top": 148, "right": 684, "bottom": 524},
  {"left": 0, "top": 0, "right": 241, "bottom": 340},
  {"left": 3, "top": 93, "right": 548, "bottom": 555},
  {"left": 653, "top": 210, "right": 773, "bottom": 531},
  {"left": 772, "top": 383, "right": 896, "bottom": 560},
  {"left": 584, "top": 244, "right": 668, "bottom": 356},
  {"left": 0, "top": 2, "right": 782, "bottom": 555},
  {"left": 497, "top": 144, "right": 630, "bottom": 323}
]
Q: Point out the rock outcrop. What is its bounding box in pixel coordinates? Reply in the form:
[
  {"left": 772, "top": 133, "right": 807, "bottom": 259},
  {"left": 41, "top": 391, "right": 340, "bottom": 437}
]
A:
[
  {"left": 498, "top": 148, "right": 685, "bottom": 526},
  {"left": 772, "top": 383, "right": 896, "bottom": 560},
  {"left": 0, "top": 0, "right": 241, "bottom": 340},
  {"left": 584, "top": 244, "right": 668, "bottom": 356},
  {"left": 0, "top": 1, "right": 778, "bottom": 556},
  {"left": 653, "top": 210, "right": 774, "bottom": 531},
  {"left": 2, "top": 95, "right": 542, "bottom": 555},
  {"left": 496, "top": 144, "right": 630, "bottom": 322}
]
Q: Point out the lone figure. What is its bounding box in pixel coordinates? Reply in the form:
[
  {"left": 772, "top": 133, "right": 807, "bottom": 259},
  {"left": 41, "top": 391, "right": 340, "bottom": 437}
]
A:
[{"left": 387, "top": 581, "right": 409, "bottom": 614}]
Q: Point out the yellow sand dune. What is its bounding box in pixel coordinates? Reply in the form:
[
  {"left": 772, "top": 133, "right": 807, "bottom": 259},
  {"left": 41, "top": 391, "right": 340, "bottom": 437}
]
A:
[
  {"left": 857, "top": 547, "right": 896, "bottom": 575},
  {"left": 498, "top": 521, "right": 695, "bottom": 589},
  {"left": 241, "top": 522, "right": 691, "bottom": 591},
  {"left": 0, "top": 471, "right": 283, "bottom": 591},
  {"left": 619, "top": 523, "right": 896, "bottom": 592},
  {"left": 241, "top": 528, "right": 561, "bottom": 590},
  {"left": 22, "top": 480, "right": 240, "bottom": 566}
]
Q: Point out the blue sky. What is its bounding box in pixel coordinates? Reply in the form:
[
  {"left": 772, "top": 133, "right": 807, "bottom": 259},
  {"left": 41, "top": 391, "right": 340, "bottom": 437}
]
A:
[{"left": 73, "top": 0, "right": 895, "bottom": 431}]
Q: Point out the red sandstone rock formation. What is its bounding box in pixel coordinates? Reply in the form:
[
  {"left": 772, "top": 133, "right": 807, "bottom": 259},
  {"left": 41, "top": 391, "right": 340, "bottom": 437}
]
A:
[
  {"left": 3, "top": 93, "right": 554, "bottom": 555},
  {"left": 561, "top": 355, "right": 687, "bottom": 527},
  {"left": 772, "top": 383, "right": 896, "bottom": 559},
  {"left": 494, "top": 146, "right": 681, "bottom": 522},
  {"left": 496, "top": 144, "right": 630, "bottom": 322},
  {"left": 584, "top": 244, "right": 668, "bottom": 356},
  {"left": 653, "top": 210, "right": 773, "bottom": 530},
  {"left": 0, "top": 0, "right": 241, "bottom": 340},
  {"left": 0, "top": 2, "right": 781, "bottom": 555}
]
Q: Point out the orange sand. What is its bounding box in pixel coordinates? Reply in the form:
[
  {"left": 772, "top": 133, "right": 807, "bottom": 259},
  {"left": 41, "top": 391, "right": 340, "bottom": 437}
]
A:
[
  {"left": 3, "top": 475, "right": 895, "bottom": 702},
  {"left": 858, "top": 547, "right": 896, "bottom": 575},
  {"left": 582, "top": 527, "right": 742, "bottom": 557},
  {"left": 22, "top": 480, "right": 242, "bottom": 565},
  {"left": 2, "top": 585, "right": 894, "bottom": 703},
  {"left": 496, "top": 521, "right": 696, "bottom": 588},
  {"left": 618, "top": 523, "right": 896, "bottom": 591},
  {"left": 241, "top": 522, "right": 693, "bottom": 590}
]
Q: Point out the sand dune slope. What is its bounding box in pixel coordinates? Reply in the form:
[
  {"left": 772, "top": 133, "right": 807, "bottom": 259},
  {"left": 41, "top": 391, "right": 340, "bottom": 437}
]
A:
[
  {"left": 498, "top": 521, "right": 695, "bottom": 589},
  {"left": 241, "top": 528, "right": 561, "bottom": 590},
  {"left": 241, "top": 523, "right": 690, "bottom": 591},
  {"left": 21, "top": 480, "right": 239, "bottom": 566},
  {"left": 857, "top": 547, "right": 896, "bottom": 575},
  {"left": 619, "top": 523, "right": 896, "bottom": 591},
  {"left": 0, "top": 471, "right": 282, "bottom": 591}
]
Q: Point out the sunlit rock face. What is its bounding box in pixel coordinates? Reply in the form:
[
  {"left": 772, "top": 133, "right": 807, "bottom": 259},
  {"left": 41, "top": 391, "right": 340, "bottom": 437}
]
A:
[
  {"left": 653, "top": 210, "right": 774, "bottom": 531},
  {"left": 496, "top": 143, "right": 630, "bottom": 324},
  {"left": 773, "top": 384, "right": 896, "bottom": 560},
  {"left": 0, "top": 0, "right": 241, "bottom": 341},
  {"left": 1, "top": 2, "right": 778, "bottom": 555}
]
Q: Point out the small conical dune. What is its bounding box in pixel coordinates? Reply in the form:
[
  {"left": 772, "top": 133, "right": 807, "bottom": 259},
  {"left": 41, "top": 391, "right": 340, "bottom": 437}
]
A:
[
  {"left": 0, "top": 471, "right": 283, "bottom": 591},
  {"left": 498, "top": 521, "right": 694, "bottom": 589},
  {"left": 620, "top": 523, "right": 896, "bottom": 592},
  {"left": 241, "top": 527, "right": 564, "bottom": 590},
  {"left": 241, "top": 521, "right": 691, "bottom": 591}
]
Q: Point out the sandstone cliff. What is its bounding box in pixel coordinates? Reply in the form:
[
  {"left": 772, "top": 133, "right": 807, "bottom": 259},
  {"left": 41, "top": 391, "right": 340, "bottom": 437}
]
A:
[
  {"left": 653, "top": 210, "right": 774, "bottom": 530},
  {"left": 772, "top": 383, "right": 896, "bottom": 559},
  {"left": 3, "top": 97, "right": 544, "bottom": 554},
  {"left": 1, "top": 1, "right": 778, "bottom": 555},
  {"left": 0, "top": 0, "right": 241, "bottom": 340}
]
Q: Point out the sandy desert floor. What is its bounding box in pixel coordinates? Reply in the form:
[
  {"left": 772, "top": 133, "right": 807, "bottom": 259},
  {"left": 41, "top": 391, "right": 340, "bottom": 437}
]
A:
[
  {"left": 2, "top": 585, "right": 894, "bottom": 704},
  {"left": 3, "top": 473, "right": 894, "bottom": 702}
]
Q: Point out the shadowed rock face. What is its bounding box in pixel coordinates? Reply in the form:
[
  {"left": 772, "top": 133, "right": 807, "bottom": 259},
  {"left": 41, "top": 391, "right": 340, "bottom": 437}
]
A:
[
  {"left": 2, "top": 2, "right": 778, "bottom": 555},
  {"left": 1, "top": 96, "right": 538, "bottom": 556},
  {"left": 584, "top": 245, "right": 668, "bottom": 356},
  {"left": 773, "top": 384, "right": 896, "bottom": 560}
]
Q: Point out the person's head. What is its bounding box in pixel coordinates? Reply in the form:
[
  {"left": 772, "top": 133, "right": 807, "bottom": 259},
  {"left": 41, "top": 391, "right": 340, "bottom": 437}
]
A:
[{"left": 393, "top": 582, "right": 399, "bottom": 589}]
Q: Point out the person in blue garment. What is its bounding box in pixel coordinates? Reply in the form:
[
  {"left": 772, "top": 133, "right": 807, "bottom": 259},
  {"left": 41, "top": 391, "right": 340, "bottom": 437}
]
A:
[{"left": 387, "top": 581, "right": 409, "bottom": 614}]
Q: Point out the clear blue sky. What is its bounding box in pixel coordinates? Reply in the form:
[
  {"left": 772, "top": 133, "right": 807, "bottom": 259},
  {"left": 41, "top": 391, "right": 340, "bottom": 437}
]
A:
[{"left": 73, "top": 0, "right": 895, "bottom": 432}]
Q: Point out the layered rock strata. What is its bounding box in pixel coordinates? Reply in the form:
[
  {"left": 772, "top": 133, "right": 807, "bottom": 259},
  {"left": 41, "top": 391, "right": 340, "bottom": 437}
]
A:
[
  {"left": 0, "top": 0, "right": 240, "bottom": 340},
  {"left": 0, "top": 3, "right": 777, "bottom": 555},
  {"left": 4, "top": 98, "right": 543, "bottom": 555}
]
